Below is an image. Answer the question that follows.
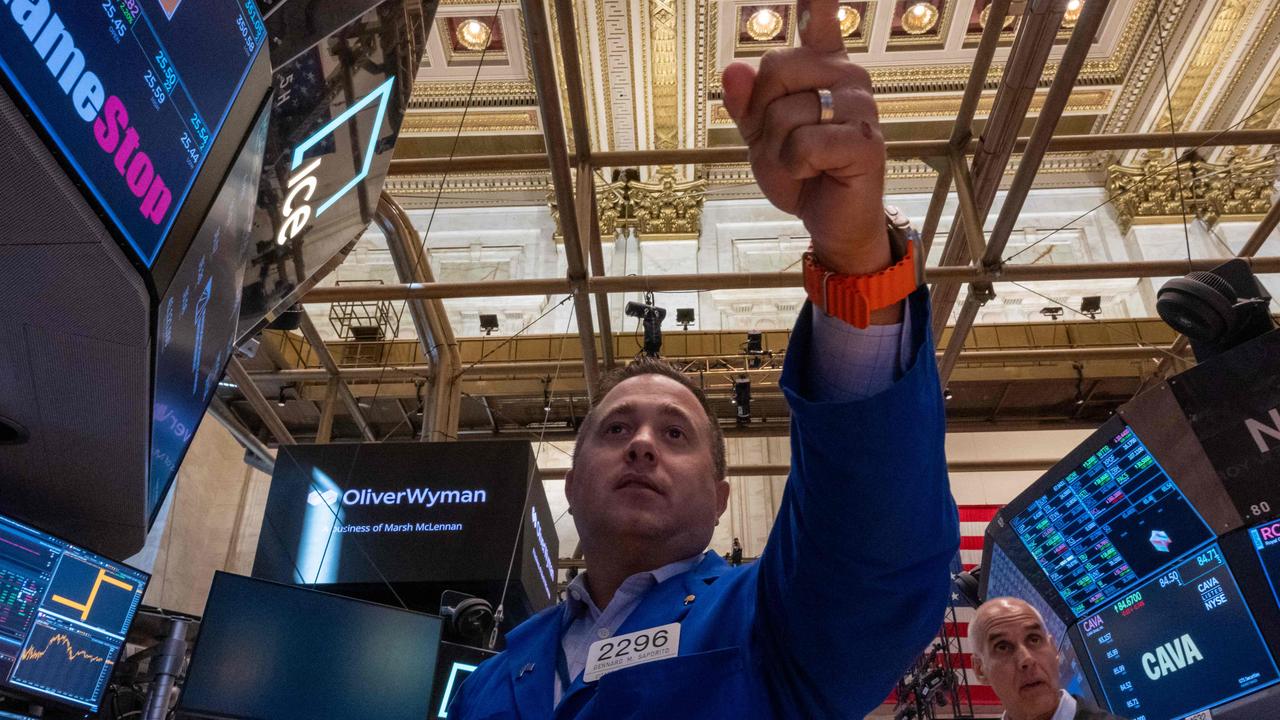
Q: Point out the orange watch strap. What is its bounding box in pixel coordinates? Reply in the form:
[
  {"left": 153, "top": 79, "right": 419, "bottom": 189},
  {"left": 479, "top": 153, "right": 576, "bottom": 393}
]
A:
[{"left": 802, "top": 241, "right": 917, "bottom": 329}]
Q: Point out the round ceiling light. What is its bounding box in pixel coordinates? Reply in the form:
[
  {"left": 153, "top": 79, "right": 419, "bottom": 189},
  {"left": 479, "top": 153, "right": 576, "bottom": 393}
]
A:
[
  {"left": 979, "top": 3, "right": 1015, "bottom": 30},
  {"left": 1063, "top": 0, "right": 1083, "bottom": 28},
  {"left": 902, "top": 1, "right": 939, "bottom": 35},
  {"left": 837, "top": 5, "right": 862, "bottom": 37},
  {"left": 746, "top": 8, "right": 784, "bottom": 41},
  {"left": 456, "top": 18, "right": 492, "bottom": 51}
]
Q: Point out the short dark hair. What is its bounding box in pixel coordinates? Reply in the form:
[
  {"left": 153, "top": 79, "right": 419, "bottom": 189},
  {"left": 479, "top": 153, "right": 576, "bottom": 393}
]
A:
[{"left": 573, "top": 357, "right": 727, "bottom": 481}]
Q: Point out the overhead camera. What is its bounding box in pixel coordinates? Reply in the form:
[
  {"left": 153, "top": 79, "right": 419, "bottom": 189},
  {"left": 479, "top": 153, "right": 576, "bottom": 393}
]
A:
[
  {"left": 440, "top": 590, "right": 496, "bottom": 649},
  {"left": 1157, "top": 258, "right": 1275, "bottom": 362},
  {"left": 626, "top": 291, "right": 667, "bottom": 357}
]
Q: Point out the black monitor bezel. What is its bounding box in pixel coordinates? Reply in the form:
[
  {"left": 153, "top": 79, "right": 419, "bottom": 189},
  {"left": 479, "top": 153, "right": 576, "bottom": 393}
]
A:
[
  {"left": 176, "top": 571, "right": 445, "bottom": 720},
  {"left": 0, "top": 512, "right": 151, "bottom": 715}
]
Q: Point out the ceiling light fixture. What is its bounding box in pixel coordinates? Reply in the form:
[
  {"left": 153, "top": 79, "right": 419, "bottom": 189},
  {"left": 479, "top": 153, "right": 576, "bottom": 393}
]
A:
[
  {"left": 979, "top": 2, "right": 1015, "bottom": 30},
  {"left": 837, "top": 5, "right": 861, "bottom": 37},
  {"left": 456, "top": 18, "right": 493, "bottom": 51},
  {"left": 902, "top": 1, "right": 939, "bottom": 34},
  {"left": 1063, "top": 0, "right": 1083, "bottom": 28},
  {"left": 746, "top": 8, "right": 784, "bottom": 41}
]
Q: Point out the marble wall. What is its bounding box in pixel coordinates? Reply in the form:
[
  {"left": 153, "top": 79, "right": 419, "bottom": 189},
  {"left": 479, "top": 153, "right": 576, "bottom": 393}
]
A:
[{"left": 130, "top": 418, "right": 273, "bottom": 615}]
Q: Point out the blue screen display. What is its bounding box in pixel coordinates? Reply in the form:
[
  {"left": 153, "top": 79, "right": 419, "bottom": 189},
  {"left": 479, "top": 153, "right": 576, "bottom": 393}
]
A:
[
  {"left": 1250, "top": 518, "right": 1280, "bottom": 610},
  {"left": 0, "top": 513, "right": 148, "bottom": 711},
  {"left": 1011, "top": 423, "right": 1214, "bottom": 617},
  {"left": 0, "top": 0, "right": 265, "bottom": 266},
  {"left": 1078, "top": 545, "right": 1279, "bottom": 720},
  {"left": 148, "top": 100, "right": 269, "bottom": 523}
]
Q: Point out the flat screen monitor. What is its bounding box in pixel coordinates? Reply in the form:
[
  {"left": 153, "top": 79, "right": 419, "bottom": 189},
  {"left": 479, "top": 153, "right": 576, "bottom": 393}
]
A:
[
  {"left": 1077, "top": 544, "right": 1279, "bottom": 720},
  {"left": 0, "top": 0, "right": 266, "bottom": 267},
  {"left": 0, "top": 513, "right": 149, "bottom": 713},
  {"left": 431, "top": 641, "right": 496, "bottom": 719},
  {"left": 178, "top": 573, "right": 443, "bottom": 720},
  {"left": 1008, "top": 418, "right": 1214, "bottom": 618},
  {"left": 1249, "top": 518, "right": 1280, "bottom": 610}
]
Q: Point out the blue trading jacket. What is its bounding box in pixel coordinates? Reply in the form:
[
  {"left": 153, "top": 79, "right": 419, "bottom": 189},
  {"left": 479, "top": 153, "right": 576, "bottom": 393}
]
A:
[{"left": 450, "top": 289, "right": 960, "bottom": 719}]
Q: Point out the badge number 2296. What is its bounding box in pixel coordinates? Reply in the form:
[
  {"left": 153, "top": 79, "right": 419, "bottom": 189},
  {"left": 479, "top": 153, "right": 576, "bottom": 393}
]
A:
[{"left": 583, "top": 623, "right": 680, "bottom": 682}]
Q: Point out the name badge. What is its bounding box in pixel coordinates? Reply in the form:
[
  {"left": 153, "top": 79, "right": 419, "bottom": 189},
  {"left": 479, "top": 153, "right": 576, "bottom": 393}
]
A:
[{"left": 583, "top": 622, "right": 680, "bottom": 682}]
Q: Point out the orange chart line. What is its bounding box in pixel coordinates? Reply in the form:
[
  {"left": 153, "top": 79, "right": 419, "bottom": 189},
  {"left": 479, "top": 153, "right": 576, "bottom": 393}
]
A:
[
  {"left": 20, "top": 633, "right": 111, "bottom": 666},
  {"left": 50, "top": 568, "right": 135, "bottom": 622}
]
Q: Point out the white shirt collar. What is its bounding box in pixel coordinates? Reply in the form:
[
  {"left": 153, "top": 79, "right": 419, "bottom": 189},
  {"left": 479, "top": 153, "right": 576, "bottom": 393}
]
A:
[{"left": 1001, "top": 691, "right": 1076, "bottom": 720}]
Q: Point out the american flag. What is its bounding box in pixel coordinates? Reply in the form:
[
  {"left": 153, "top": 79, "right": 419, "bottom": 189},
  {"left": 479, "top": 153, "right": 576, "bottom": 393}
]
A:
[{"left": 884, "top": 504, "right": 1004, "bottom": 709}]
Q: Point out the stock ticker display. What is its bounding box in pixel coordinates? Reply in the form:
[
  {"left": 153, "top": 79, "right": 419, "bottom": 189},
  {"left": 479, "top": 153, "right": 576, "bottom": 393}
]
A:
[
  {"left": 1251, "top": 518, "right": 1280, "bottom": 609},
  {"left": 0, "top": 0, "right": 265, "bottom": 266},
  {"left": 1078, "top": 546, "right": 1279, "bottom": 720},
  {"left": 0, "top": 515, "right": 147, "bottom": 711},
  {"left": 1010, "top": 424, "right": 1214, "bottom": 618}
]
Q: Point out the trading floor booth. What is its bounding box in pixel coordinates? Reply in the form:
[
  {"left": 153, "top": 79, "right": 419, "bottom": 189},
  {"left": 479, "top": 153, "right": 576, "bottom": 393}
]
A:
[{"left": 981, "top": 329, "right": 1280, "bottom": 720}]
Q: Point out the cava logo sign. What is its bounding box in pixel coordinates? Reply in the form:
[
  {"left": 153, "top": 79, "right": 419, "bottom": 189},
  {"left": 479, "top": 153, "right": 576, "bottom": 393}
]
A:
[
  {"left": 1141, "top": 633, "right": 1204, "bottom": 680},
  {"left": 275, "top": 76, "right": 395, "bottom": 246}
]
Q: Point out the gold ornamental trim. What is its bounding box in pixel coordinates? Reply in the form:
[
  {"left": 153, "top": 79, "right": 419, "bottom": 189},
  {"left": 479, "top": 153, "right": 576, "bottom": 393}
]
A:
[
  {"left": 401, "top": 109, "right": 541, "bottom": 134},
  {"left": 709, "top": 88, "right": 1112, "bottom": 124},
  {"left": 1155, "top": 0, "right": 1253, "bottom": 133},
  {"left": 1107, "top": 150, "right": 1278, "bottom": 233}
]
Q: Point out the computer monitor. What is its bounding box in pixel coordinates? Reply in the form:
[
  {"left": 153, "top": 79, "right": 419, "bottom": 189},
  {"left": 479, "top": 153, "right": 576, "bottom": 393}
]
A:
[
  {"left": 431, "top": 641, "right": 496, "bottom": 719},
  {"left": 0, "top": 513, "right": 149, "bottom": 713},
  {"left": 1006, "top": 417, "right": 1214, "bottom": 618},
  {"left": 1076, "top": 544, "right": 1279, "bottom": 720},
  {"left": 178, "top": 573, "right": 443, "bottom": 720}
]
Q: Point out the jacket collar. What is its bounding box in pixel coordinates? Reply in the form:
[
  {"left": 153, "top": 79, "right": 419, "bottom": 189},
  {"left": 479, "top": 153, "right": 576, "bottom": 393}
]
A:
[
  {"left": 614, "top": 551, "right": 727, "bottom": 636},
  {"left": 503, "top": 552, "right": 730, "bottom": 718}
]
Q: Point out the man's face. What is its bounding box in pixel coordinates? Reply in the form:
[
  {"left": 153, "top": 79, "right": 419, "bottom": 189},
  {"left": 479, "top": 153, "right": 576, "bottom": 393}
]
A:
[
  {"left": 973, "top": 603, "right": 1062, "bottom": 720},
  {"left": 566, "top": 374, "right": 728, "bottom": 558}
]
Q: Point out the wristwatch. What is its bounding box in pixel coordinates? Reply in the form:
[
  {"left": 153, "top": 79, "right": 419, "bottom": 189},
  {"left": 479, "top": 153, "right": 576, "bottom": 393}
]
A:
[{"left": 801, "top": 209, "right": 920, "bottom": 329}]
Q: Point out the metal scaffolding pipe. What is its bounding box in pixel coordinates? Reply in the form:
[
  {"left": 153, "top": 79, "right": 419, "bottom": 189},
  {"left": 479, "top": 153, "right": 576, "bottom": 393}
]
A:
[
  {"left": 522, "top": 0, "right": 600, "bottom": 398},
  {"left": 1241, "top": 193, "right": 1280, "bottom": 258},
  {"left": 298, "top": 314, "right": 376, "bottom": 442},
  {"left": 938, "top": 292, "right": 982, "bottom": 386},
  {"left": 537, "top": 457, "right": 1057, "bottom": 481},
  {"left": 553, "top": 0, "right": 615, "bottom": 370},
  {"left": 384, "top": 129, "right": 1280, "bottom": 176},
  {"left": 931, "top": 0, "right": 1068, "bottom": 340},
  {"left": 377, "top": 193, "right": 461, "bottom": 441},
  {"left": 983, "top": 0, "right": 1109, "bottom": 270},
  {"left": 940, "top": 0, "right": 1109, "bottom": 385},
  {"left": 300, "top": 256, "right": 1280, "bottom": 302},
  {"left": 208, "top": 396, "right": 275, "bottom": 473},
  {"left": 224, "top": 358, "right": 295, "bottom": 445},
  {"left": 247, "top": 343, "right": 1185, "bottom": 385}
]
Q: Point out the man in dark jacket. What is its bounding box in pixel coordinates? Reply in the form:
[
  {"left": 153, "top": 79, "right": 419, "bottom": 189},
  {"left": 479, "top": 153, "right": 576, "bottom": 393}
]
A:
[{"left": 972, "top": 598, "right": 1128, "bottom": 720}]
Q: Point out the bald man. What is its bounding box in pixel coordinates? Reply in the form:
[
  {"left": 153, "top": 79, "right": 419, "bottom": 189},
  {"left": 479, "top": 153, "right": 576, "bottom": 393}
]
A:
[{"left": 971, "top": 598, "right": 1125, "bottom": 720}]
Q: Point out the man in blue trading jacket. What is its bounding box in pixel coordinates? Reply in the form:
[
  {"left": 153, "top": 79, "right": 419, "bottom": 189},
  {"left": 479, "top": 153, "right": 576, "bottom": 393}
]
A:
[{"left": 448, "top": 0, "right": 959, "bottom": 715}]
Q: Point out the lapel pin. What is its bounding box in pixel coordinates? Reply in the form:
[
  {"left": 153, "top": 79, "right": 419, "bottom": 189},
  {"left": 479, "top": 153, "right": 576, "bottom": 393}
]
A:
[
  {"left": 518, "top": 663, "right": 536, "bottom": 679},
  {"left": 683, "top": 594, "right": 696, "bottom": 605}
]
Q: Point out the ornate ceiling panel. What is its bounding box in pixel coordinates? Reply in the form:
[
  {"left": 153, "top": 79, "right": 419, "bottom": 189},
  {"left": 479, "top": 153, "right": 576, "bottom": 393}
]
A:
[{"left": 393, "top": 0, "right": 1280, "bottom": 203}]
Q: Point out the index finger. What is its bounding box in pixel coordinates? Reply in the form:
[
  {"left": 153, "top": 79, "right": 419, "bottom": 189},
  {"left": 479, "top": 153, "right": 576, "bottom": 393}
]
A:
[{"left": 797, "top": 0, "right": 845, "bottom": 54}]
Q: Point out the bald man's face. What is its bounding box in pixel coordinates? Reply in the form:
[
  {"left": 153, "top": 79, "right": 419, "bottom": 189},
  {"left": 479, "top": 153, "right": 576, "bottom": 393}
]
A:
[{"left": 972, "top": 602, "right": 1061, "bottom": 720}]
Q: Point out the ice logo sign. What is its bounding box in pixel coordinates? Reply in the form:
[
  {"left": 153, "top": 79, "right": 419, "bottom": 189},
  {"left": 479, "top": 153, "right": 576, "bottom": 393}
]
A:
[
  {"left": 1149, "top": 530, "right": 1172, "bottom": 553},
  {"left": 275, "top": 76, "right": 396, "bottom": 246},
  {"left": 307, "top": 488, "right": 339, "bottom": 507}
]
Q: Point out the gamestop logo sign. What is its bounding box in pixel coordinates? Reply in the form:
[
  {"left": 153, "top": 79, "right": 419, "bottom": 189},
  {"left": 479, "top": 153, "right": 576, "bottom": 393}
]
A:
[
  {"left": 307, "top": 486, "right": 487, "bottom": 509},
  {"left": 275, "top": 76, "right": 394, "bottom": 246},
  {"left": 5, "top": 1, "right": 171, "bottom": 224}
]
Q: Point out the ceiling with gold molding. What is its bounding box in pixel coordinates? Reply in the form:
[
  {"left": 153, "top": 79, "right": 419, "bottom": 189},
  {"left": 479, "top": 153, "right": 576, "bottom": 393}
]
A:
[{"left": 390, "top": 0, "right": 1280, "bottom": 206}]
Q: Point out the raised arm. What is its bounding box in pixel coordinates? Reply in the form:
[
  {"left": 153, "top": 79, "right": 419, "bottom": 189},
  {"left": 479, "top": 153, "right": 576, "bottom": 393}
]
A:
[{"left": 722, "top": 0, "right": 959, "bottom": 714}]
